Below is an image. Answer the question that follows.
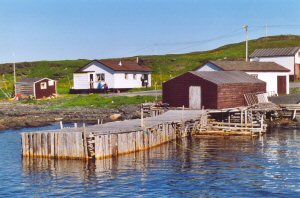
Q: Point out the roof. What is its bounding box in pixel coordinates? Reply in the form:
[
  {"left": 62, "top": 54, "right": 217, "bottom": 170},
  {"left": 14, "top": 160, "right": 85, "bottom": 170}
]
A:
[
  {"left": 78, "top": 59, "right": 152, "bottom": 72},
  {"left": 250, "top": 47, "right": 300, "bottom": 58},
  {"left": 17, "top": 78, "right": 46, "bottom": 84},
  {"left": 206, "top": 60, "right": 290, "bottom": 72},
  {"left": 189, "top": 71, "right": 266, "bottom": 85}
]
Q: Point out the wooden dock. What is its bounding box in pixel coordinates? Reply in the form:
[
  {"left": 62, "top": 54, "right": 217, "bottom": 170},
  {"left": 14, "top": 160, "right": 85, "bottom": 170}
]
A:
[
  {"left": 21, "top": 110, "right": 203, "bottom": 160},
  {"left": 21, "top": 105, "right": 270, "bottom": 160}
]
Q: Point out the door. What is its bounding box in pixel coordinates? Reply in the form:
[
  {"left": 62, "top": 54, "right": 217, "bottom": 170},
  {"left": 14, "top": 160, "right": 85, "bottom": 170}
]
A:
[
  {"left": 189, "top": 86, "right": 201, "bottom": 109},
  {"left": 295, "top": 64, "right": 300, "bottom": 80},
  {"left": 90, "top": 74, "right": 94, "bottom": 89},
  {"left": 277, "top": 76, "right": 286, "bottom": 95},
  {"left": 141, "top": 74, "right": 148, "bottom": 87}
]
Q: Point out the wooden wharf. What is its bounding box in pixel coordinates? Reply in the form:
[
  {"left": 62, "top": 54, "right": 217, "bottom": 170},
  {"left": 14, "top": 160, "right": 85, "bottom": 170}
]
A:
[
  {"left": 21, "top": 104, "right": 271, "bottom": 160},
  {"left": 21, "top": 110, "right": 204, "bottom": 160}
]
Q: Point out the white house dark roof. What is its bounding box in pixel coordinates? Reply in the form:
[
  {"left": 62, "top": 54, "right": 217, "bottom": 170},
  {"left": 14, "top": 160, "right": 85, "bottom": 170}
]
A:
[
  {"left": 77, "top": 59, "right": 152, "bottom": 72},
  {"left": 250, "top": 47, "right": 300, "bottom": 58},
  {"left": 205, "top": 60, "right": 290, "bottom": 72},
  {"left": 189, "top": 71, "right": 265, "bottom": 85}
]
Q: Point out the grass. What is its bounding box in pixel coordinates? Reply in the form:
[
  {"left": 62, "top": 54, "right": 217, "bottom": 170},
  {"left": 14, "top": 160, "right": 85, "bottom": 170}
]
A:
[
  {"left": 290, "top": 88, "right": 300, "bottom": 94},
  {"left": 20, "top": 94, "right": 161, "bottom": 109}
]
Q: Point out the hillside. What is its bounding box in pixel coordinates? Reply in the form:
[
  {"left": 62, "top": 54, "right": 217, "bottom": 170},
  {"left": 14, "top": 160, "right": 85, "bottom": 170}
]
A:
[{"left": 1, "top": 34, "right": 300, "bottom": 95}]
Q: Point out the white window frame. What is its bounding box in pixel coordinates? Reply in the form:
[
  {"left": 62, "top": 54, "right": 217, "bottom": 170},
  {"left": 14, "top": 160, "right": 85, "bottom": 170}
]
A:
[
  {"left": 40, "top": 82, "right": 47, "bottom": 89},
  {"left": 48, "top": 80, "right": 54, "bottom": 86},
  {"left": 133, "top": 74, "right": 137, "bottom": 80},
  {"left": 96, "top": 73, "right": 105, "bottom": 81},
  {"left": 251, "top": 74, "right": 258, "bottom": 78}
]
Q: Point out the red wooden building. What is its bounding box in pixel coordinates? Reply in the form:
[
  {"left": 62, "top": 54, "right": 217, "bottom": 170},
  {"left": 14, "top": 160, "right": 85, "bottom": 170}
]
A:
[
  {"left": 163, "top": 71, "right": 266, "bottom": 109},
  {"left": 16, "top": 78, "right": 57, "bottom": 99}
]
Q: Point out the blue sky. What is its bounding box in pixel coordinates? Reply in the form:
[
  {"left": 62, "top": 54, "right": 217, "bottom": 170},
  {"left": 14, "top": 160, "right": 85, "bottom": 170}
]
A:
[{"left": 0, "top": 0, "right": 299, "bottom": 63}]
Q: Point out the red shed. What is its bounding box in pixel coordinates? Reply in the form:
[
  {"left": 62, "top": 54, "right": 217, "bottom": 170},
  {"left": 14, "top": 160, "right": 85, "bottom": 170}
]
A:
[
  {"left": 163, "top": 71, "right": 266, "bottom": 109},
  {"left": 16, "top": 78, "right": 57, "bottom": 99}
]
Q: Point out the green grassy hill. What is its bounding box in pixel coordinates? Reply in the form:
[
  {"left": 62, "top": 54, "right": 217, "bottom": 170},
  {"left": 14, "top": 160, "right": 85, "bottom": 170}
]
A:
[{"left": 1, "top": 34, "right": 300, "bottom": 97}]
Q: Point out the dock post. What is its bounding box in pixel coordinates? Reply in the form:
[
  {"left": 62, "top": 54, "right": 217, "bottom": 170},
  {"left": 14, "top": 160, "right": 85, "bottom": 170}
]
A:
[
  {"left": 97, "top": 119, "right": 100, "bottom": 125},
  {"left": 260, "top": 115, "right": 264, "bottom": 135},
  {"left": 292, "top": 109, "right": 297, "bottom": 120},
  {"left": 141, "top": 108, "right": 144, "bottom": 127},
  {"left": 60, "top": 121, "right": 63, "bottom": 129},
  {"left": 82, "top": 123, "right": 88, "bottom": 158},
  {"left": 181, "top": 105, "right": 185, "bottom": 122},
  {"left": 240, "top": 110, "right": 243, "bottom": 124}
]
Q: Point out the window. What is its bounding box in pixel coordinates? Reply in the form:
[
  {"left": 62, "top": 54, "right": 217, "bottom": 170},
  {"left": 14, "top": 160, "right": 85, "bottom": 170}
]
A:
[
  {"left": 40, "top": 82, "right": 47, "bottom": 89},
  {"left": 133, "top": 74, "right": 137, "bottom": 80},
  {"left": 125, "top": 73, "right": 128, "bottom": 79},
  {"left": 96, "top": 73, "right": 105, "bottom": 81},
  {"left": 48, "top": 80, "right": 54, "bottom": 86},
  {"left": 251, "top": 74, "right": 258, "bottom": 78}
]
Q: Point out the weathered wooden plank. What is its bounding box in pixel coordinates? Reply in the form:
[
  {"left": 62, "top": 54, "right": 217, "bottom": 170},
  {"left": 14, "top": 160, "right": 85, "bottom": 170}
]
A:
[
  {"left": 50, "top": 133, "right": 55, "bottom": 157},
  {"left": 41, "top": 133, "right": 45, "bottom": 157},
  {"left": 110, "top": 134, "right": 118, "bottom": 157},
  {"left": 21, "top": 133, "right": 26, "bottom": 156},
  {"left": 47, "top": 133, "right": 51, "bottom": 157}
]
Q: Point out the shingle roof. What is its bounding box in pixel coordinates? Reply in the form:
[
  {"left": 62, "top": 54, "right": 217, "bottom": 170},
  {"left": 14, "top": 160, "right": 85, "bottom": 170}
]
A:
[
  {"left": 207, "top": 60, "right": 290, "bottom": 72},
  {"left": 78, "top": 59, "right": 152, "bottom": 72},
  {"left": 17, "top": 78, "right": 45, "bottom": 84},
  {"left": 189, "top": 71, "right": 265, "bottom": 85},
  {"left": 99, "top": 60, "right": 152, "bottom": 72},
  {"left": 250, "top": 47, "right": 300, "bottom": 58}
]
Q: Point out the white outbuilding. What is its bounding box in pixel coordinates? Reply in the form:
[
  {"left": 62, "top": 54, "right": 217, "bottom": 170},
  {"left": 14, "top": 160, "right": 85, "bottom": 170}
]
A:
[
  {"left": 250, "top": 47, "right": 300, "bottom": 81},
  {"left": 196, "top": 60, "right": 290, "bottom": 95},
  {"left": 71, "top": 59, "right": 152, "bottom": 93}
]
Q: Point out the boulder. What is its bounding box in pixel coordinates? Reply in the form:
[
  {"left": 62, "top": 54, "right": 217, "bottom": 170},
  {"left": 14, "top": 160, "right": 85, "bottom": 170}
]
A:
[{"left": 110, "top": 114, "right": 122, "bottom": 121}]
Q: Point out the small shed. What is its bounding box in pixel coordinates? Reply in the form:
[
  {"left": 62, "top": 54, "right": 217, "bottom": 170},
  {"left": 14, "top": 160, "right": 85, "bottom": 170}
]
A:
[
  {"left": 16, "top": 78, "right": 57, "bottom": 99},
  {"left": 163, "top": 71, "right": 266, "bottom": 109}
]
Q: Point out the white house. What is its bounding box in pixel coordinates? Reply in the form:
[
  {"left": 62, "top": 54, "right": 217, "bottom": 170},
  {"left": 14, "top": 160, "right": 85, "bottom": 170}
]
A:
[
  {"left": 71, "top": 58, "right": 152, "bottom": 93},
  {"left": 196, "top": 60, "right": 290, "bottom": 95},
  {"left": 250, "top": 47, "right": 300, "bottom": 81}
]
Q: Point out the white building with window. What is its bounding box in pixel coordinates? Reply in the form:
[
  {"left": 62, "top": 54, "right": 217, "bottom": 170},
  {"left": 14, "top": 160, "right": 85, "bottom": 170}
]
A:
[
  {"left": 250, "top": 47, "right": 300, "bottom": 81},
  {"left": 71, "top": 59, "right": 152, "bottom": 93},
  {"left": 196, "top": 60, "right": 290, "bottom": 95}
]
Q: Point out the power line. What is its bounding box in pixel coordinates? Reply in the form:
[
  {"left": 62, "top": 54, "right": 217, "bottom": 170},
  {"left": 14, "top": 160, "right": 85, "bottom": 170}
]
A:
[{"left": 131, "top": 24, "right": 300, "bottom": 55}]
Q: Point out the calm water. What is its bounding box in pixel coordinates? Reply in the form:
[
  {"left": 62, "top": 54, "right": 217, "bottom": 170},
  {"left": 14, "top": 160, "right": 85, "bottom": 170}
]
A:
[{"left": 0, "top": 125, "right": 300, "bottom": 197}]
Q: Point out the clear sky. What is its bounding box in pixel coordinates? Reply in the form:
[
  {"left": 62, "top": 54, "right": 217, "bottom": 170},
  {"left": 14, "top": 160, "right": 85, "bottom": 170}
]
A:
[{"left": 0, "top": 0, "right": 299, "bottom": 63}]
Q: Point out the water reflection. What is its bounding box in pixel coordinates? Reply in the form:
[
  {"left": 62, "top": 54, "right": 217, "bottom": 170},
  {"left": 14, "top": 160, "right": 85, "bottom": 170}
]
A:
[{"left": 16, "top": 129, "right": 300, "bottom": 197}]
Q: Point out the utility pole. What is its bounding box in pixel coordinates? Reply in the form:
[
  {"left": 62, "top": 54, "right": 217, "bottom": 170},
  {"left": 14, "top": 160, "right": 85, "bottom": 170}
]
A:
[
  {"left": 13, "top": 53, "right": 16, "bottom": 97},
  {"left": 243, "top": 25, "right": 249, "bottom": 62}
]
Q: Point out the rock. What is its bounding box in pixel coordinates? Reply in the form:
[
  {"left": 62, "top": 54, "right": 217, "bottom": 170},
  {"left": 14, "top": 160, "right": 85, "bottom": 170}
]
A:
[
  {"left": 0, "top": 123, "right": 6, "bottom": 130},
  {"left": 110, "top": 114, "right": 122, "bottom": 121}
]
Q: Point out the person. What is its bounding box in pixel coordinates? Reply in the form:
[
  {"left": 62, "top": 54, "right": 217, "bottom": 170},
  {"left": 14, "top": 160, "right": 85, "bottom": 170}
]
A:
[
  {"left": 98, "top": 80, "right": 105, "bottom": 89},
  {"left": 103, "top": 83, "right": 108, "bottom": 93}
]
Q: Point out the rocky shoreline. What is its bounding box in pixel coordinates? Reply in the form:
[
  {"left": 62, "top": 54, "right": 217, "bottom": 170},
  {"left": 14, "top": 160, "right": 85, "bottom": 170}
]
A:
[{"left": 0, "top": 102, "right": 142, "bottom": 130}]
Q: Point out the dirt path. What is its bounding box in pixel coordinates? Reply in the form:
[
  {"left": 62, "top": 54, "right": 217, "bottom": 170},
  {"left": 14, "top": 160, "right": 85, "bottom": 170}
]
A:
[{"left": 104, "top": 90, "right": 162, "bottom": 97}]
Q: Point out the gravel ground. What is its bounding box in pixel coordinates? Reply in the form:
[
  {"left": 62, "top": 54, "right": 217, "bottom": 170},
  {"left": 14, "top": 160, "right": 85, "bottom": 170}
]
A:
[{"left": 0, "top": 101, "right": 142, "bottom": 130}]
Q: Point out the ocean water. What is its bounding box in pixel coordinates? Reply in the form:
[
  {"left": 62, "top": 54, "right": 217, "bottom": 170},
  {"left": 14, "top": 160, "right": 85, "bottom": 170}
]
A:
[{"left": 0, "top": 125, "right": 300, "bottom": 197}]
